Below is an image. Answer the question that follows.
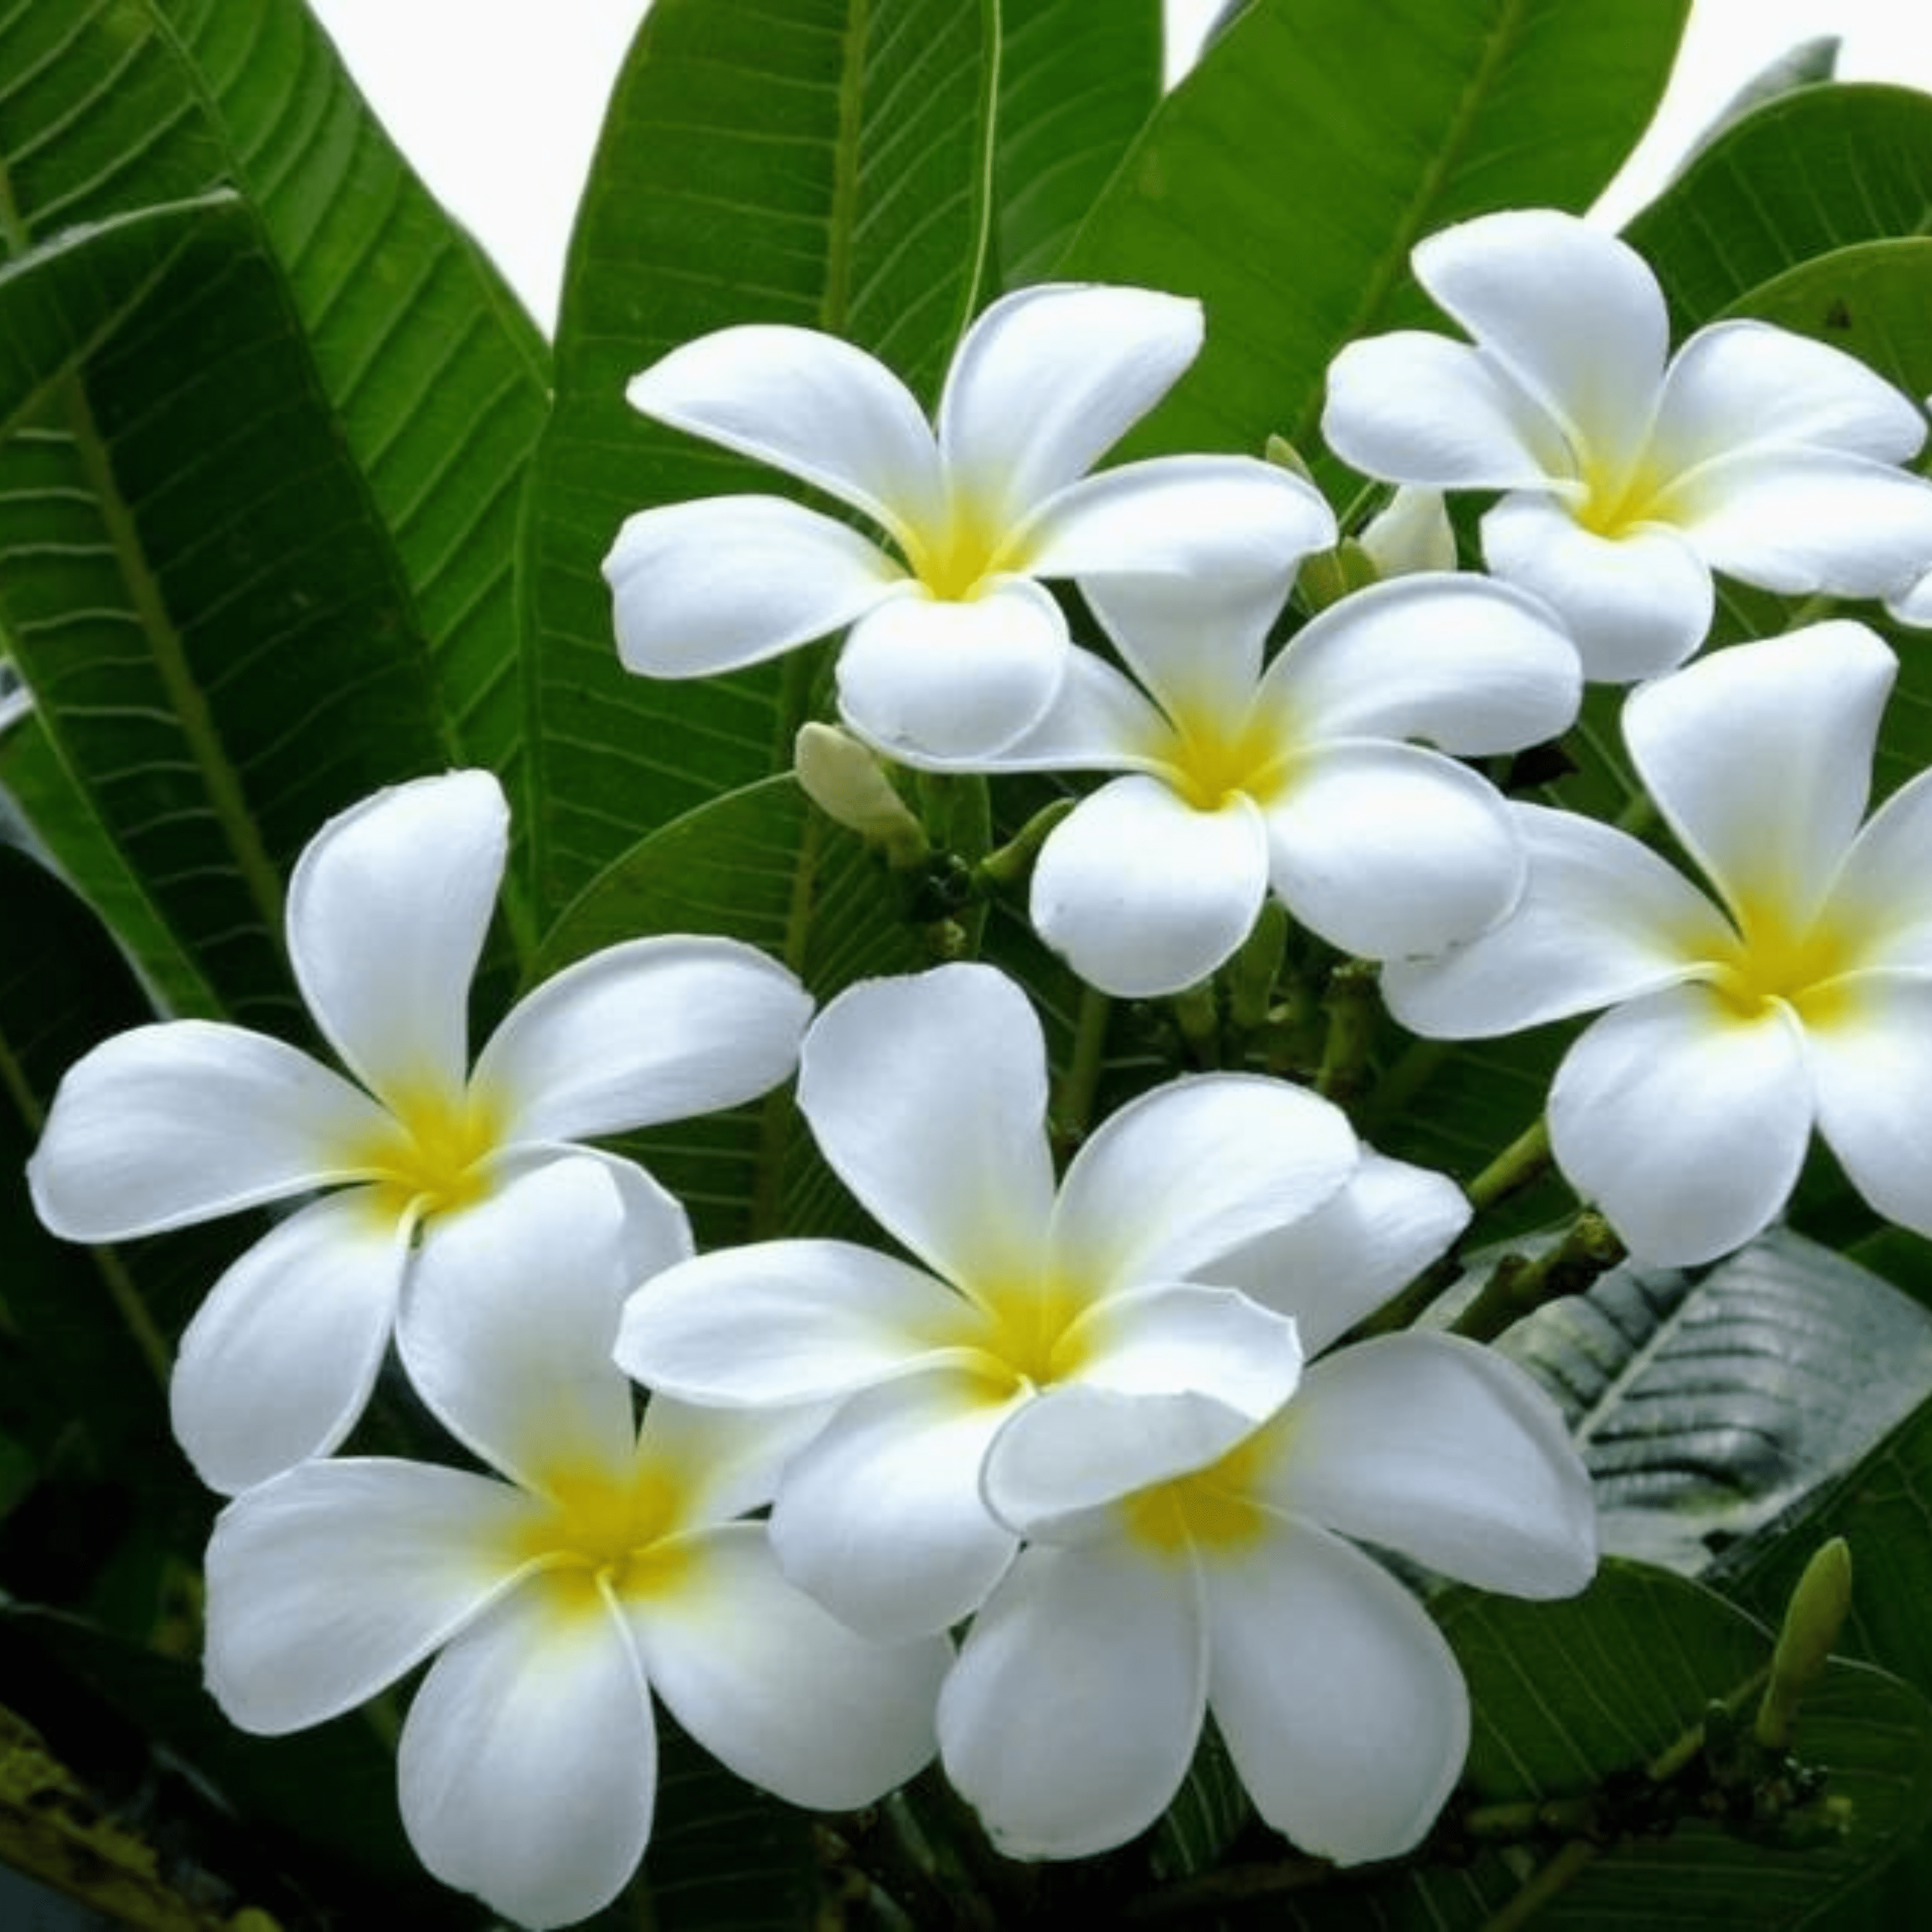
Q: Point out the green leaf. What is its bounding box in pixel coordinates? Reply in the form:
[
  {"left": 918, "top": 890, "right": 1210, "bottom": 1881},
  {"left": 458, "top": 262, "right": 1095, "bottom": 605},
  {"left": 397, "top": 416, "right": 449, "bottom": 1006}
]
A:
[
  {"left": 1500, "top": 1230, "right": 1932, "bottom": 1575},
  {"left": 1055, "top": 0, "right": 1690, "bottom": 463},
  {"left": 523, "top": 0, "right": 999, "bottom": 916},
  {"left": 994, "top": 0, "right": 1161, "bottom": 288},
  {"left": 0, "top": 194, "right": 451, "bottom": 1031},
  {"left": 1626, "top": 84, "right": 1932, "bottom": 331}
]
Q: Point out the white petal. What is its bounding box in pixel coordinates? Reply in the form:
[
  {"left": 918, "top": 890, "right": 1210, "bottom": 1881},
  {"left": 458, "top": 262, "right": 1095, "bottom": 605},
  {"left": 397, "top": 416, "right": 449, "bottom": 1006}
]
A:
[
  {"left": 986, "top": 1287, "right": 1306, "bottom": 1534},
  {"left": 606, "top": 495, "right": 902, "bottom": 679},
  {"left": 1322, "top": 330, "right": 1570, "bottom": 487},
  {"left": 634, "top": 1394, "right": 834, "bottom": 1528},
  {"left": 1481, "top": 492, "right": 1713, "bottom": 682},
  {"left": 796, "top": 965, "right": 1056, "bottom": 1288},
  {"left": 1828, "top": 767, "right": 1932, "bottom": 971},
  {"left": 1664, "top": 449, "right": 1932, "bottom": 596},
  {"left": 1887, "top": 563, "right": 1932, "bottom": 627},
  {"left": 937, "top": 1540, "right": 1205, "bottom": 1859},
  {"left": 397, "top": 1161, "right": 644, "bottom": 1491},
  {"left": 1206, "top": 1516, "right": 1468, "bottom": 1864},
  {"left": 285, "top": 771, "right": 504, "bottom": 1103},
  {"left": 497, "top": 1144, "right": 696, "bottom": 1290},
  {"left": 204, "top": 1458, "right": 539, "bottom": 1731},
  {"left": 171, "top": 1190, "right": 407, "bottom": 1494},
  {"left": 1054, "top": 1073, "right": 1358, "bottom": 1289},
  {"left": 1029, "top": 777, "right": 1270, "bottom": 998},
  {"left": 475, "top": 934, "right": 811, "bottom": 1143},
  {"left": 1266, "top": 1334, "right": 1595, "bottom": 1593},
  {"left": 1214, "top": 1149, "right": 1470, "bottom": 1355},
  {"left": 1550, "top": 987, "right": 1815, "bottom": 1266},
  {"left": 1808, "top": 977, "right": 1932, "bottom": 1240},
  {"left": 1380, "top": 802, "right": 1728, "bottom": 1037},
  {"left": 626, "top": 323, "right": 945, "bottom": 536},
  {"left": 769, "top": 1372, "right": 1022, "bottom": 1638},
  {"left": 1648, "top": 318, "right": 1928, "bottom": 471},
  {"left": 835, "top": 578, "right": 1069, "bottom": 758},
  {"left": 1414, "top": 209, "right": 1667, "bottom": 483},
  {"left": 1623, "top": 623, "right": 1891, "bottom": 923},
  {"left": 632, "top": 1524, "right": 947, "bottom": 1807},
  {"left": 1081, "top": 568, "right": 1283, "bottom": 720},
  {"left": 1263, "top": 742, "right": 1525, "bottom": 959},
  {"left": 1025, "top": 455, "right": 1333, "bottom": 586},
  {"left": 28, "top": 1020, "right": 388, "bottom": 1239},
  {"left": 938, "top": 283, "right": 1202, "bottom": 524},
  {"left": 398, "top": 1585, "right": 655, "bottom": 1931},
  {"left": 614, "top": 1239, "right": 973, "bottom": 1406},
  {"left": 1358, "top": 485, "right": 1459, "bottom": 576},
  {"left": 1272, "top": 574, "right": 1580, "bottom": 753}
]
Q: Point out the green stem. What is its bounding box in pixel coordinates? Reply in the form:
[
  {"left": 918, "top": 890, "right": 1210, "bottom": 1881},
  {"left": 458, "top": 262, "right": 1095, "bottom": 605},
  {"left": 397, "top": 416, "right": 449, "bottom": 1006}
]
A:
[
  {"left": 1450, "top": 1212, "right": 1624, "bottom": 1345},
  {"left": 1466, "top": 1115, "right": 1553, "bottom": 1214},
  {"left": 1477, "top": 1839, "right": 1600, "bottom": 1932},
  {"left": 1052, "top": 983, "right": 1111, "bottom": 1155}
]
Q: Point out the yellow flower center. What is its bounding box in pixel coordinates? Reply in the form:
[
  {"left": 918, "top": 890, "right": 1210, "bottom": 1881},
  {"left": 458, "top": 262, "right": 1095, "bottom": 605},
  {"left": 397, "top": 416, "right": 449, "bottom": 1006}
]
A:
[
  {"left": 1148, "top": 701, "right": 1292, "bottom": 812},
  {"left": 516, "top": 1456, "right": 694, "bottom": 1615},
  {"left": 1705, "top": 895, "right": 1860, "bottom": 1027},
  {"left": 1573, "top": 451, "right": 1669, "bottom": 539},
  {"left": 965, "top": 1274, "right": 1092, "bottom": 1392},
  {"left": 1120, "top": 1425, "right": 1274, "bottom": 1559},
  {"left": 349, "top": 1083, "right": 504, "bottom": 1222},
  {"left": 900, "top": 495, "right": 1024, "bottom": 602}
]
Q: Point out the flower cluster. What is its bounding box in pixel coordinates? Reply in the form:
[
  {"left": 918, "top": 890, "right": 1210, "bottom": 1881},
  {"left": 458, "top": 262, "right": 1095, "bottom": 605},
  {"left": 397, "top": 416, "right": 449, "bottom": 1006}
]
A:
[{"left": 28, "top": 204, "right": 1932, "bottom": 1927}]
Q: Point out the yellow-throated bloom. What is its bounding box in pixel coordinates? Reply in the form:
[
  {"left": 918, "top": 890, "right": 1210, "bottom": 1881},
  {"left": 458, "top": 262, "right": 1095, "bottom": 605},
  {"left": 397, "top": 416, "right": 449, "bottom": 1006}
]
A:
[
  {"left": 28, "top": 769, "right": 811, "bottom": 1491},
  {"left": 1323, "top": 208, "right": 1932, "bottom": 681},
  {"left": 604, "top": 282, "right": 1333, "bottom": 760},
  {"left": 616, "top": 962, "right": 1361, "bottom": 1639},
  {"left": 1385, "top": 623, "right": 1932, "bottom": 1264},
  {"left": 204, "top": 1161, "right": 948, "bottom": 1930}
]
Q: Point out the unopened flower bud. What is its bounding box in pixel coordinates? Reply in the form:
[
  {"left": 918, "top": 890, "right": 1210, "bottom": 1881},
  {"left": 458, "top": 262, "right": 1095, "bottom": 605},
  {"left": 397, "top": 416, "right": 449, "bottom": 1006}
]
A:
[
  {"left": 1359, "top": 485, "right": 1457, "bottom": 576},
  {"left": 1756, "top": 1537, "right": 1852, "bottom": 1751},
  {"left": 795, "top": 724, "right": 929, "bottom": 868}
]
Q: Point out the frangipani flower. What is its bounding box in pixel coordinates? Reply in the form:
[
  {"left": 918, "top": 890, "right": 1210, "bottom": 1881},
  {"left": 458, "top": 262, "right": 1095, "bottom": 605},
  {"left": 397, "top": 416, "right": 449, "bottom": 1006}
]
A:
[
  {"left": 895, "top": 571, "right": 1579, "bottom": 997},
  {"left": 27, "top": 769, "right": 812, "bottom": 1493},
  {"left": 1323, "top": 208, "right": 1932, "bottom": 681},
  {"left": 605, "top": 282, "right": 1333, "bottom": 759},
  {"left": 616, "top": 962, "right": 1361, "bottom": 1638},
  {"left": 1384, "top": 623, "right": 1932, "bottom": 1265},
  {"left": 939, "top": 1155, "right": 1595, "bottom": 1863},
  {"left": 204, "top": 1160, "right": 949, "bottom": 1930}
]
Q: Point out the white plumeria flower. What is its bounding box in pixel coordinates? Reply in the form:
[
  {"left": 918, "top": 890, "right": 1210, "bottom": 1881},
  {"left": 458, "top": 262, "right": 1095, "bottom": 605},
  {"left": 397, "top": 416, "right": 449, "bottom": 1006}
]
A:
[
  {"left": 204, "top": 1160, "right": 949, "bottom": 1931},
  {"left": 939, "top": 1153, "right": 1595, "bottom": 1864},
  {"left": 891, "top": 571, "right": 1579, "bottom": 997},
  {"left": 604, "top": 282, "right": 1334, "bottom": 760},
  {"left": 1323, "top": 207, "right": 1932, "bottom": 682},
  {"left": 1384, "top": 622, "right": 1932, "bottom": 1266},
  {"left": 27, "top": 769, "right": 812, "bottom": 1494},
  {"left": 615, "top": 961, "right": 1362, "bottom": 1639}
]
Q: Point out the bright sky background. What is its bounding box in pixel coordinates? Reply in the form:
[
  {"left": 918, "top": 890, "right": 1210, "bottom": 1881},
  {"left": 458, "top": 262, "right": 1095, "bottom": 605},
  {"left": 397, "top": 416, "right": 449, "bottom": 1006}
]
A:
[{"left": 305, "top": 0, "right": 1932, "bottom": 335}]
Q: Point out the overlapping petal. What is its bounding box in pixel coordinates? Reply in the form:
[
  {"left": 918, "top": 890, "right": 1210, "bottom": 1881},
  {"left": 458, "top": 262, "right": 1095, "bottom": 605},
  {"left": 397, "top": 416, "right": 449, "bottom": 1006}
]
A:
[
  {"left": 1807, "top": 978, "right": 1932, "bottom": 1241},
  {"left": 1262, "top": 741, "right": 1527, "bottom": 959},
  {"left": 475, "top": 934, "right": 811, "bottom": 1142},
  {"left": 27, "top": 1020, "right": 390, "bottom": 1239},
  {"left": 1550, "top": 987, "right": 1815, "bottom": 1266},
  {"left": 626, "top": 321, "right": 946, "bottom": 535},
  {"left": 632, "top": 1524, "right": 947, "bottom": 1808},
  {"left": 1029, "top": 776, "right": 1270, "bottom": 997},
  {"left": 171, "top": 1191, "right": 409, "bottom": 1494},
  {"left": 1623, "top": 623, "right": 1890, "bottom": 919},
  {"left": 796, "top": 964, "right": 1056, "bottom": 1286},
  {"left": 1381, "top": 803, "right": 1732, "bottom": 1037},
  {"left": 1205, "top": 1516, "right": 1469, "bottom": 1864},
  {"left": 204, "top": 1459, "right": 541, "bottom": 1732},
  {"left": 938, "top": 283, "right": 1202, "bottom": 520},
  {"left": 606, "top": 495, "right": 903, "bottom": 678},
  {"left": 768, "top": 1372, "right": 1024, "bottom": 1639},
  {"left": 1827, "top": 768, "right": 1932, "bottom": 970},
  {"left": 1263, "top": 1334, "right": 1595, "bottom": 1594},
  {"left": 835, "top": 578, "right": 1070, "bottom": 757},
  {"left": 1480, "top": 493, "right": 1713, "bottom": 681},
  {"left": 398, "top": 1586, "right": 656, "bottom": 1932},
  {"left": 286, "top": 770, "right": 505, "bottom": 1101},
  {"left": 937, "top": 1540, "right": 1206, "bottom": 1859}
]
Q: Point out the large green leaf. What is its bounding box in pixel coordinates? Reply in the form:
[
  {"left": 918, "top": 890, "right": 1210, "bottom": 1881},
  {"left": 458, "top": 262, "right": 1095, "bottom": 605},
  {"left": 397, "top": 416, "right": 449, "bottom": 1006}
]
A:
[
  {"left": 1501, "top": 1230, "right": 1932, "bottom": 1574},
  {"left": 1055, "top": 0, "right": 1690, "bottom": 463},
  {"left": 0, "top": 193, "right": 450, "bottom": 1032},
  {"left": 994, "top": 0, "right": 1160, "bottom": 288},
  {"left": 523, "top": 0, "right": 1000, "bottom": 916}
]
